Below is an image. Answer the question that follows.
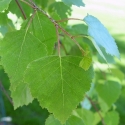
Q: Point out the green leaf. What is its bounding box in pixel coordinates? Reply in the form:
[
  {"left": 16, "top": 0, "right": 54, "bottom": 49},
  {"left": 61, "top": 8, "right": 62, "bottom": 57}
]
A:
[
  {"left": 104, "top": 111, "right": 119, "bottom": 125},
  {"left": 97, "top": 47, "right": 115, "bottom": 64},
  {"left": 47, "top": 114, "right": 85, "bottom": 125},
  {"left": 62, "top": 0, "right": 85, "bottom": 7},
  {"left": 34, "top": 0, "right": 49, "bottom": 9},
  {"left": 0, "top": 30, "right": 47, "bottom": 108},
  {"left": 111, "top": 68, "right": 124, "bottom": 81},
  {"left": 46, "top": 114, "right": 84, "bottom": 125},
  {"left": 50, "top": 12, "right": 66, "bottom": 27},
  {"left": 45, "top": 109, "right": 95, "bottom": 125},
  {"left": 24, "top": 56, "right": 94, "bottom": 123},
  {"left": 27, "top": 12, "right": 57, "bottom": 55},
  {"left": 71, "top": 24, "right": 88, "bottom": 35},
  {"left": 0, "top": 0, "right": 11, "bottom": 12},
  {"left": 0, "top": 12, "right": 15, "bottom": 35},
  {"left": 93, "top": 112, "right": 104, "bottom": 125},
  {"left": 73, "top": 109, "right": 95, "bottom": 125},
  {"left": 45, "top": 115, "right": 63, "bottom": 125},
  {"left": 0, "top": 12, "right": 8, "bottom": 25},
  {"left": 79, "top": 55, "right": 92, "bottom": 71},
  {"left": 115, "top": 86, "right": 125, "bottom": 124},
  {"left": 11, "top": 84, "right": 33, "bottom": 109},
  {"left": 49, "top": 2, "right": 72, "bottom": 19},
  {"left": 84, "top": 14, "right": 120, "bottom": 59},
  {"left": 96, "top": 81, "right": 121, "bottom": 112},
  {"left": 8, "top": 0, "right": 32, "bottom": 18}
]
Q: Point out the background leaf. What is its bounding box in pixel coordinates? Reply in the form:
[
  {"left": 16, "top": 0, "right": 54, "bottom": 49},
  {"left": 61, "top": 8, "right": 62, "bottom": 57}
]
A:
[
  {"left": 8, "top": 0, "right": 32, "bottom": 18},
  {"left": 104, "top": 111, "right": 119, "bottom": 125},
  {"left": 45, "top": 108, "right": 95, "bottom": 125}
]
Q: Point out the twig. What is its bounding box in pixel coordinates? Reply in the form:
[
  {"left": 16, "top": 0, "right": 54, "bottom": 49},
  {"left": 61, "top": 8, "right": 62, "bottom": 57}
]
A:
[
  {"left": 57, "top": 24, "right": 85, "bottom": 54},
  {"left": 0, "top": 81, "right": 13, "bottom": 105},
  {"left": 86, "top": 95, "right": 106, "bottom": 125},
  {"left": 56, "top": 18, "right": 83, "bottom": 23},
  {"left": 71, "top": 34, "right": 89, "bottom": 39},
  {"left": 26, "top": 9, "right": 37, "bottom": 31},
  {"left": 15, "top": 0, "right": 27, "bottom": 20},
  {"left": 55, "top": 25, "right": 61, "bottom": 56}
]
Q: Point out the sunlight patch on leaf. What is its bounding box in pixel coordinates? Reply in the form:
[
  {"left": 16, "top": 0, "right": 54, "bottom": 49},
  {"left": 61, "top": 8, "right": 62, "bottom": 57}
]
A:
[{"left": 79, "top": 55, "right": 92, "bottom": 71}]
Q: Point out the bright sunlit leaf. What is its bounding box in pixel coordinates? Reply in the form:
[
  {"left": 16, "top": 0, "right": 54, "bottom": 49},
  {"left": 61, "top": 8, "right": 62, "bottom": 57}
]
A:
[
  {"left": 84, "top": 14, "right": 120, "bottom": 60},
  {"left": 45, "top": 109, "right": 95, "bottom": 125},
  {"left": 62, "top": 0, "right": 85, "bottom": 7}
]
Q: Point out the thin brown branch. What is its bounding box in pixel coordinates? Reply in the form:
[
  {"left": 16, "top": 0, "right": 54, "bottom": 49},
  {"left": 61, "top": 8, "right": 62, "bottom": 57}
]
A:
[
  {"left": 20, "top": 0, "right": 36, "bottom": 8},
  {"left": 56, "top": 18, "right": 83, "bottom": 23},
  {"left": 15, "top": 0, "right": 27, "bottom": 20},
  {"left": 86, "top": 95, "right": 106, "bottom": 125},
  {"left": 57, "top": 25, "right": 86, "bottom": 54},
  {"left": 0, "top": 81, "right": 13, "bottom": 105}
]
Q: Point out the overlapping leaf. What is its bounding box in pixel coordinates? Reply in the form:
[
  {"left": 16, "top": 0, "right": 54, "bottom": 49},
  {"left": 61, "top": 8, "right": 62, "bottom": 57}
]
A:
[
  {"left": 62, "top": 0, "right": 85, "bottom": 7},
  {"left": 24, "top": 56, "right": 94, "bottom": 123},
  {"left": 104, "top": 111, "right": 119, "bottom": 125},
  {"left": 0, "top": 0, "right": 11, "bottom": 12},
  {"left": 28, "top": 12, "right": 57, "bottom": 54},
  {"left": 84, "top": 14, "right": 120, "bottom": 61},
  {"left": 96, "top": 81, "right": 121, "bottom": 112},
  {"left": 45, "top": 109, "right": 95, "bottom": 125},
  {"left": 0, "top": 30, "right": 47, "bottom": 108}
]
